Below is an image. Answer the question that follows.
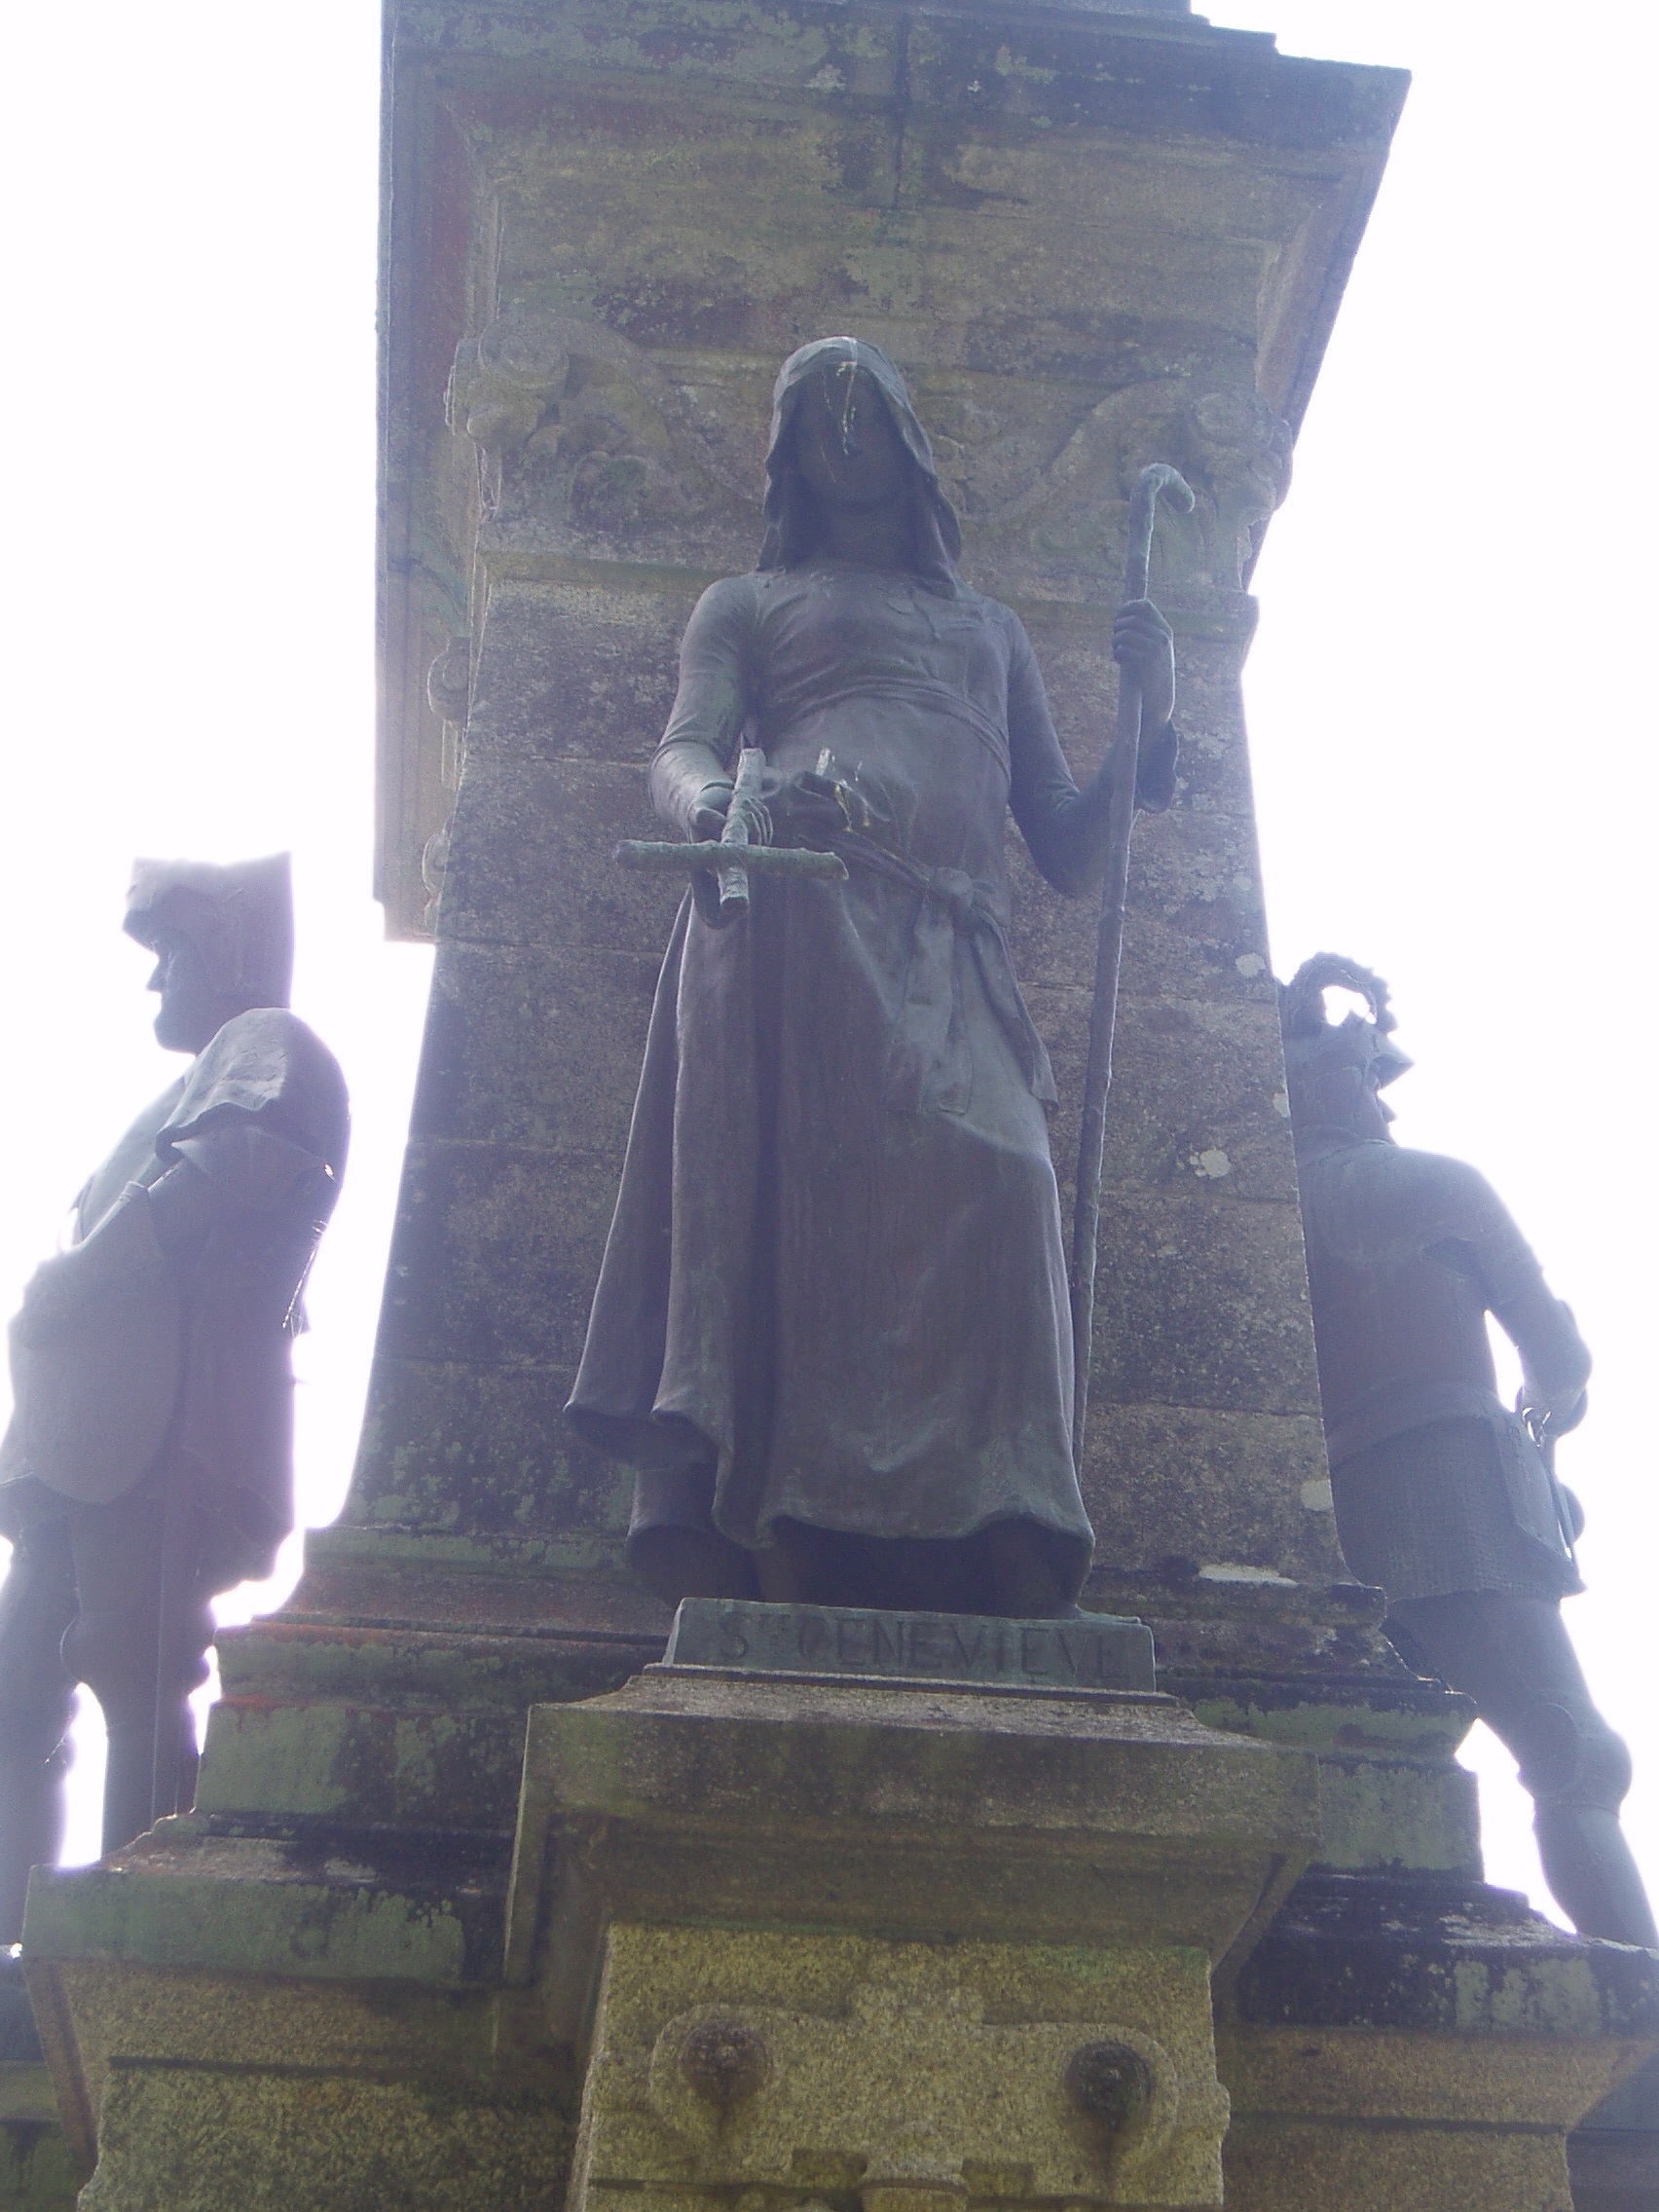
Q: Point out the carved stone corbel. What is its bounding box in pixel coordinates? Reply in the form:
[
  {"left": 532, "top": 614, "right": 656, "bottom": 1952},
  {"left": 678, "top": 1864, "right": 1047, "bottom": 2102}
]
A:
[{"left": 447, "top": 309, "right": 571, "bottom": 461}]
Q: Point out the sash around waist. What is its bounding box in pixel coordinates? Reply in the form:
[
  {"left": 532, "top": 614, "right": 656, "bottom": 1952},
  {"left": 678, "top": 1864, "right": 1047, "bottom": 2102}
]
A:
[{"left": 764, "top": 676, "right": 1012, "bottom": 772}]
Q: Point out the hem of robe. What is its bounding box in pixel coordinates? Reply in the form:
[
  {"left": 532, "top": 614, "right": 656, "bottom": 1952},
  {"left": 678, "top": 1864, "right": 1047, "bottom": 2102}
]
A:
[{"left": 569, "top": 1400, "right": 1093, "bottom": 1604}]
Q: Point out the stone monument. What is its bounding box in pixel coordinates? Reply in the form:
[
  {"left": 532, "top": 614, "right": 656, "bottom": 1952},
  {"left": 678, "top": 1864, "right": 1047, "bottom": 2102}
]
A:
[{"left": 13, "top": 4, "right": 1657, "bottom": 2209}]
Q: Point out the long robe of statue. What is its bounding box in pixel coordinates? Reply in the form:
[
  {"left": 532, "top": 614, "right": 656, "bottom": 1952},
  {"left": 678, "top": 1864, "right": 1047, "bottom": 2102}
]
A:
[{"left": 569, "top": 337, "right": 1176, "bottom": 1619}]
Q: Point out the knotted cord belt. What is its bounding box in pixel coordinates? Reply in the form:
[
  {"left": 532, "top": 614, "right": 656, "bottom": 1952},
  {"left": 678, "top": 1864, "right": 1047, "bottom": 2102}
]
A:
[{"left": 831, "top": 829, "right": 1058, "bottom": 1116}]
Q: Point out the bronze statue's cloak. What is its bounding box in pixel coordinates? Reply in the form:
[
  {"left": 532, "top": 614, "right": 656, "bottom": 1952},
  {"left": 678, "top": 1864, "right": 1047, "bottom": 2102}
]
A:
[
  {"left": 0, "top": 1009, "right": 350, "bottom": 1588},
  {"left": 569, "top": 339, "right": 1172, "bottom": 1597}
]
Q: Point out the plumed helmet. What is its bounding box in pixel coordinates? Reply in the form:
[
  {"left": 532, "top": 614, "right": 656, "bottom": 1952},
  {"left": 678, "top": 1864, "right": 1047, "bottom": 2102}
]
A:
[
  {"left": 123, "top": 853, "right": 294, "bottom": 1010},
  {"left": 758, "top": 335, "right": 965, "bottom": 597},
  {"left": 1279, "top": 952, "right": 1413, "bottom": 1113}
]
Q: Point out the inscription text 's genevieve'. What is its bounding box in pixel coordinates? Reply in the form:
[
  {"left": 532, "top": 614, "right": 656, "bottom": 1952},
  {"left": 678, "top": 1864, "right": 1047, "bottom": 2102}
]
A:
[{"left": 713, "top": 1607, "right": 1116, "bottom": 1684}]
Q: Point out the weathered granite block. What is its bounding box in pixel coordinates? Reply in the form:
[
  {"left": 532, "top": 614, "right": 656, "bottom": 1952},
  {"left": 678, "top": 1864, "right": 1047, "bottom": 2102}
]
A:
[
  {"left": 1006, "top": 805, "right": 1272, "bottom": 997},
  {"left": 1220, "top": 1877, "right": 1659, "bottom": 2212},
  {"left": 508, "top": 1668, "right": 1317, "bottom": 1994},
  {"left": 292, "top": 1527, "right": 662, "bottom": 1640},
  {"left": 1037, "top": 988, "right": 1300, "bottom": 1206},
  {"left": 0, "top": 2103, "right": 74, "bottom": 2212},
  {"left": 464, "top": 576, "right": 693, "bottom": 766},
  {"left": 1088, "top": 1191, "right": 1323, "bottom": 1418},
  {"left": 76, "top": 2062, "right": 569, "bottom": 2212},
  {"left": 510, "top": 1670, "right": 1315, "bottom": 2209},
  {"left": 1125, "top": 803, "right": 1274, "bottom": 973},
  {"left": 440, "top": 753, "right": 679, "bottom": 957},
  {"left": 574, "top": 1925, "right": 1230, "bottom": 2212},
  {"left": 410, "top": 940, "right": 659, "bottom": 1153},
  {"left": 372, "top": 1138, "right": 618, "bottom": 1371},
  {"left": 195, "top": 1620, "right": 649, "bottom": 1832},
  {"left": 1082, "top": 1403, "right": 1338, "bottom": 1581},
  {"left": 351, "top": 1353, "right": 628, "bottom": 1539}
]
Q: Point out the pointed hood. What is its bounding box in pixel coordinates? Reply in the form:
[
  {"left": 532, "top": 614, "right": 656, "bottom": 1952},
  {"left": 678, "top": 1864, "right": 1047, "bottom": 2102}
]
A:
[
  {"left": 759, "top": 336, "right": 966, "bottom": 598},
  {"left": 124, "top": 853, "right": 295, "bottom": 1010}
]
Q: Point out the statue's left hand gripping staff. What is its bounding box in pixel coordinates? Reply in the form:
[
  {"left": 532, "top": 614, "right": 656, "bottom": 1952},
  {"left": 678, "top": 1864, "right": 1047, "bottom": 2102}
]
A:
[{"left": 616, "top": 746, "right": 848, "bottom": 923}]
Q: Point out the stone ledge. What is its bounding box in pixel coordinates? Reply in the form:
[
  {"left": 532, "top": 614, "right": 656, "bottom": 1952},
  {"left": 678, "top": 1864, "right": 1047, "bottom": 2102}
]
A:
[
  {"left": 506, "top": 1667, "right": 1320, "bottom": 2015},
  {"left": 1234, "top": 1874, "right": 1659, "bottom": 2044},
  {"left": 22, "top": 1827, "right": 510, "bottom": 1993}
]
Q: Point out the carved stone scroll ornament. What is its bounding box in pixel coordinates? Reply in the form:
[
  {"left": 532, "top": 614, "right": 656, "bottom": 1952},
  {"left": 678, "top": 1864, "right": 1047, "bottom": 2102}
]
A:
[
  {"left": 936, "top": 378, "right": 1292, "bottom": 593},
  {"left": 447, "top": 305, "right": 756, "bottom": 534},
  {"left": 449, "top": 313, "right": 1286, "bottom": 588}
]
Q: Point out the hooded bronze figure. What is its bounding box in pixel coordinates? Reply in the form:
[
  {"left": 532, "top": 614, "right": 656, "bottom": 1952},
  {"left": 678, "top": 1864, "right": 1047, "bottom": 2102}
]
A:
[
  {"left": 569, "top": 338, "right": 1177, "bottom": 1618},
  {"left": 1282, "top": 953, "right": 1656, "bottom": 1947},
  {"left": 0, "top": 858, "right": 348, "bottom": 1937}
]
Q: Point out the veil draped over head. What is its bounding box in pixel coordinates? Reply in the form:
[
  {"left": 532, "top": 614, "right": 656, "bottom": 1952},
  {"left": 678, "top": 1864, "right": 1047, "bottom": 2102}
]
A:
[{"left": 758, "top": 336, "right": 966, "bottom": 598}]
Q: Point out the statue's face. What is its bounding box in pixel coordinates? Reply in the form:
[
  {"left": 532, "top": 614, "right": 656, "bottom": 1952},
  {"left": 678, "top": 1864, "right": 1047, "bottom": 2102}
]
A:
[
  {"left": 793, "top": 362, "right": 910, "bottom": 513},
  {"left": 147, "top": 927, "right": 231, "bottom": 1055},
  {"left": 1291, "top": 1055, "right": 1392, "bottom": 1142}
]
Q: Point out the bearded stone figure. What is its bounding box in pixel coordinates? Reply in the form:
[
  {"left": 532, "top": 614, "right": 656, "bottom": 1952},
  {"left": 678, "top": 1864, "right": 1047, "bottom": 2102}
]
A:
[
  {"left": 0, "top": 858, "right": 348, "bottom": 1939},
  {"left": 568, "top": 337, "right": 1177, "bottom": 1620}
]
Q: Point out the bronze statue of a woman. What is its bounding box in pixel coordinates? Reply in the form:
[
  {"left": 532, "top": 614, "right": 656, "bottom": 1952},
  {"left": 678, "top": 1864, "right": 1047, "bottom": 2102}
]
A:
[{"left": 569, "top": 337, "right": 1175, "bottom": 1619}]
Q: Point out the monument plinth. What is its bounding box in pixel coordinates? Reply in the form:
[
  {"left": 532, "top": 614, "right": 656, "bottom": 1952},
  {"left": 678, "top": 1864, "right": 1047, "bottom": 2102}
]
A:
[
  {"left": 17, "top": 2, "right": 1657, "bottom": 2207},
  {"left": 511, "top": 1664, "right": 1316, "bottom": 2210}
]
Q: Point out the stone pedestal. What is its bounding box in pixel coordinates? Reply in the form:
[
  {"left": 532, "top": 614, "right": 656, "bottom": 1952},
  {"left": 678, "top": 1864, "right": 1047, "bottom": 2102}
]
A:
[
  {"left": 508, "top": 1658, "right": 1318, "bottom": 2210},
  {"left": 1222, "top": 1879, "right": 1659, "bottom": 2212}
]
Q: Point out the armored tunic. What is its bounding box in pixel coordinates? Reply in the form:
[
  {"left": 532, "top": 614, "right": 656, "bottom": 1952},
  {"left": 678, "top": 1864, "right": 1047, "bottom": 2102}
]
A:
[
  {"left": 1296, "top": 1125, "right": 1589, "bottom": 1601},
  {"left": 569, "top": 559, "right": 1173, "bottom": 1597},
  {"left": 0, "top": 1009, "right": 350, "bottom": 1589}
]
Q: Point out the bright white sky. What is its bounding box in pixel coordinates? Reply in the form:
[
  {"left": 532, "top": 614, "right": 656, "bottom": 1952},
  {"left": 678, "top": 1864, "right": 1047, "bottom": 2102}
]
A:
[{"left": 2, "top": 0, "right": 1651, "bottom": 1928}]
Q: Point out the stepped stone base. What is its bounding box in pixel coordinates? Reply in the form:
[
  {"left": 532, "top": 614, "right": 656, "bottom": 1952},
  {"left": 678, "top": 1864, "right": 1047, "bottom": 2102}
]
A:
[
  {"left": 512, "top": 1662, "right": 1321, "bottom": 2210},
  {"left": 1222, "top": 1874, "right": 1659, "bottom": 2212}
]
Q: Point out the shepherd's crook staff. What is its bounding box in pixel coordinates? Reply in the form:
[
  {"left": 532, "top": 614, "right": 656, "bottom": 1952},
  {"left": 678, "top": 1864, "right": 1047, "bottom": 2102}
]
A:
[{"left": 1070, "top": 461, "right": 1194, "bottom": 1466}]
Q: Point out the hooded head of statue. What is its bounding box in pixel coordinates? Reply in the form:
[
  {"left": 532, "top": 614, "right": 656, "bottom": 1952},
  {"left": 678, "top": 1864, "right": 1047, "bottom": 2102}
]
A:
[
  {"left": 759, "top": 337, "right": 965, "bottom": 598},
  {"left": 124, "top": 853, "right": 295, "bottom": 1054}
]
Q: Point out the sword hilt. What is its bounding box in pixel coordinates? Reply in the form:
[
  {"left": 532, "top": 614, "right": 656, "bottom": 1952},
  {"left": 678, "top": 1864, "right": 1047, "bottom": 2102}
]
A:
[
  {"left": 614, "top": 841, "right": 848, "bottom": 882},
  {"left": 614, "top": 745, "right": 849, "bottom": 912}
]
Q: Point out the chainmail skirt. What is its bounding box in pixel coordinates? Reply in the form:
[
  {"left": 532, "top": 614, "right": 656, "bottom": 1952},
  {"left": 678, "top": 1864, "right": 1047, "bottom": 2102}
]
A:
[{"left": 1331, "top": 1416, "right": 1580, "bottom": 1603}]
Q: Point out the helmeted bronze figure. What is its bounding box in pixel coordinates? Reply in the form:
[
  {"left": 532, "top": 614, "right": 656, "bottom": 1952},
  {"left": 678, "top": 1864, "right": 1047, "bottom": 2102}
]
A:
[
  {"left": 0, "top": 857, "right": 348, "bottom": 1941},
  {"left": 569, "top": 337, "right": 1177, "bottom": 1619},
  {"left": 1282, "top": 953, "right": 1656, "bottom": 1947}
]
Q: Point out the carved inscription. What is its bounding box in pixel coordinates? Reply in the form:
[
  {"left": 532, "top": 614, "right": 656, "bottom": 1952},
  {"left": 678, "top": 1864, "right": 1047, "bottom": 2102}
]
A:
[{"left": 664, "top": 1599, "right": 1155, "bottom": 1692}]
